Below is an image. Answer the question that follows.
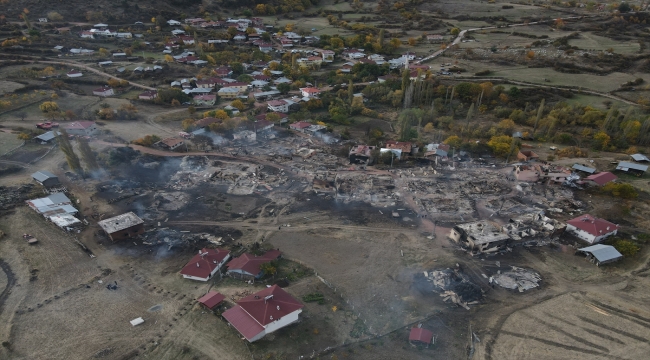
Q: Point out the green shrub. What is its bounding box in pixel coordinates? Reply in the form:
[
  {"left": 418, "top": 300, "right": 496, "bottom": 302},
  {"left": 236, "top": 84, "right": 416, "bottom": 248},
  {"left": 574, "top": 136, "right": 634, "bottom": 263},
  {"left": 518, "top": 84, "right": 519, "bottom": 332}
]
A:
[{"left": 612, "top": 239, "right": 640, "bottom": 257}]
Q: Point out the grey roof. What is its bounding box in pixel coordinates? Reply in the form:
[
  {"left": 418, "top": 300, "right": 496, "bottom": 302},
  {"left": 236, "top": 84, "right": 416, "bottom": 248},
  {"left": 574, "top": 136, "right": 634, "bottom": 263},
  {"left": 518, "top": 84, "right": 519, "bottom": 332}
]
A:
[
  {"left": 616, "top": 161, "right": 648, "bottom": 172},
  {"left": 35, "top": 131, "right": 61, "bottom": 141},
  {"left": 32, "top": 170, "right": 57, "bottom": 182},
  {"left": 578, "top": 244, "right": 623, "bottom": 263},
  {"left": 572, "top": 164, "right": 596, "bottom": 174},
  {"left": 630, "top": 153, "right": 650, "bottom": 162},
  {"left": 435, "top": 149, "right": 448, "bottom": 157},
  {"left": 98, "top": 212, "right": 144, "bottom": 234},
  {"left": 191, "top": 128, "right": 206, "bottom": 136}
]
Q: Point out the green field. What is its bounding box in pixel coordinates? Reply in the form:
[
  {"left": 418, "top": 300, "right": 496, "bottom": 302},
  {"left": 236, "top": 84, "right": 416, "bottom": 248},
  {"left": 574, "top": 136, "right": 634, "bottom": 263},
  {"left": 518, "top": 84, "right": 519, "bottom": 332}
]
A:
[{"left": 569, "top": 33, "right": 640, "bottom": 54}]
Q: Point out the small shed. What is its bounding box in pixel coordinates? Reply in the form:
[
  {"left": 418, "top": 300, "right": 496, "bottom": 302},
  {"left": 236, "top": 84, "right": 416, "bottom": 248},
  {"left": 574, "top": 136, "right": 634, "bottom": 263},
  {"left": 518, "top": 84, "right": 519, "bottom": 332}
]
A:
[
  {"left": 630, "top": 153, "right": 650, "bottom": 162},
  {"left": 572, "top": 163, "right": 596, "bottom": 175},
  {"left": 197, "top": 291, "right": 225, "bottom": 310},
  {"left": 577, "top": 244, "right": 623, "bottom": 266},
  {"left": 409, "top": 327, "right": 434, "bottom": 346},
  {"left": 32, "top": 170, "right": 60, "bottom": 187}
]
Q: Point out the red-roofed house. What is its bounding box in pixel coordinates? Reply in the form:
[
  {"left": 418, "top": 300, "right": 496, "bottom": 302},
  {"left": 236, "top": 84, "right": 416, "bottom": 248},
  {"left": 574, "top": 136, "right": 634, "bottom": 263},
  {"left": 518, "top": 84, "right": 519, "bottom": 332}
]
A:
[
  {"left": 582, "top": 172, "right": 617, "bottom": 186},
  {"left": 289, "top": 121, "right": 311, "bottom": 133},
  {"left": 156, "top": 137, "right": 185, "bottom": 150},
  {"left": 195, "top": 117, "right": 221, "bottom": 128},
  {"left": 193, "top": 94, "right": 217, "bottom": 106},
  {"left": 198, "top": 291, "right": 225, "bottom": 310},
  {"left": 409, "top": 327, "right": 433, "bottom": 346},
  {"left": 92, "top": 86, "right": 114, "bottom": 97},
  {"left": 180, "top": 248, "right": 231, "bottom": 281},
  {"left": 214, "top": 66, "right": 233, "bottom": 77},
  {"left": 226, "top": 249, "right": 281, "bottom": 280},
  {"left": 300, "top": 87, "right": 321, "bottom": 98},
  {"left": 139, "top": 90, "right": 158, "bottom": 100},
  {"left": 66, "top": 69, "right": 83, "bottom": 78},
  {"left": 566, "top": 214, "right": 618, "bottom": 244},
  {"left": 267, "top": 99, "right": 290, "bottom": 113},
  {"left": 222, "top": 285, "right": 303, "bottom": 342},
  {"left": 64, "top": 121, "right": 98, "bottom": 136}
]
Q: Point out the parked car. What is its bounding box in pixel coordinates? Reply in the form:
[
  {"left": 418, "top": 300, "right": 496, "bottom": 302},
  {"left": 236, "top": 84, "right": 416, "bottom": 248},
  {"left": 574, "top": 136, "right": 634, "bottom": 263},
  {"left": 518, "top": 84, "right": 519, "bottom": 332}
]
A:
[{"left": 36, "top": 121, "right": 59, "bottom": 130}]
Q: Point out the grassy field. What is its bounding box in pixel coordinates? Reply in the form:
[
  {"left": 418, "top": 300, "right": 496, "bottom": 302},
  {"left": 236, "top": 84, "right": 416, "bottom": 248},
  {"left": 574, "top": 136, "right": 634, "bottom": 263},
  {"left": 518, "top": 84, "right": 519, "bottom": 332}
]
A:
[
  {"left": 0, "top": 131, "right": 24, "bottom": 155},
  {"left": 569, "top": 33, "right": 640, "bottom": 54}
]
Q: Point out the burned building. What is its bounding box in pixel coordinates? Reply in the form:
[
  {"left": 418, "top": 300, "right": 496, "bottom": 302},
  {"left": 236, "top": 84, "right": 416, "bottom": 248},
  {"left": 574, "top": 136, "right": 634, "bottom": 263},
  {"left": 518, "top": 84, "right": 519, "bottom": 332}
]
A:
[
  {"left": 502, "top": 211, "right": 565, "bottom": 241},
  {"left": 98, "top": 212, "right": 145, "bottom": 241},
  {"left": 449, "top": 220, "right": 510, "bottom": 253},
  {"left": 349, "top": 145, "right": 376, "bottom": 164}
]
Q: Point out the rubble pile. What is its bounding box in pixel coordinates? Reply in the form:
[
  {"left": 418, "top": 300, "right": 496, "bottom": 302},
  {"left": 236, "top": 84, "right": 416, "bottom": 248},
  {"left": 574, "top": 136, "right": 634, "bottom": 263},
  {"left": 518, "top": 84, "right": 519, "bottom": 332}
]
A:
[
  {"left": 142, "top": 228, "right": 225, "bottom": 249},
  {"left": 490, "top": 266, "right": 542, "bottom": 292},
  {"left": 334, "top": 173, "right": 401, "bottom": 206},
  {"left": 425, "top": 267, "right": 483, "bottom": 309},
  {"left": 502, "top": 211, "right": 565, "bottom": 241}
]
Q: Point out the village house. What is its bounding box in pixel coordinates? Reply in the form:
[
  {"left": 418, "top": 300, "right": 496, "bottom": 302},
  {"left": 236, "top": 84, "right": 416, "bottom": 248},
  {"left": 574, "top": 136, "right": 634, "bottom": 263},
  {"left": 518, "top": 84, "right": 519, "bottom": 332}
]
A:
[
  {"left": 217, "top": 87, "right": 240, "bottom": 99},
  {"left": 449, "top": 220, "right": 511, "bottom": 253},
  {"left": 222, "top": 82, "right": 249, "bottom": 93},
  {"left": 92, "top": 86, "right": 114, "bottom": 97},
  {"left": 31, "top": 170, "right": 60, "bottom": 188},
  {"left": 167, "top": 19, "right": 182, "bottom": 26},
  {"left": 222, "top": 285, "right": 303, "bottom": 342},
  {"left": 258, "top": 43, "right": 273, "bottom": 52},
  {"left": 156, "top": 137, "right": 185, "bottom": 151},
  {"left": 402, "top": 51, "right": 417, "bottom": 61},
  {"left": 116, "top": 32, "right": 132, "bottom": 39},
  {"left": 226, "top": 249, "right": 281, "bottom": 280},
  {"left": 566, "top": 214, "right": 618, "bottom": 244},
  {"left": 572, "top": 163, "right": 596, "bottom": 175},
  {"left": 248, "top": 119, "right": 274, "bottom": 133},
  {"left": 289, "top": 121, "right": 312, "bottom": 133},
  {"left": 180, "top": 248, "right": 231, "bottom": 281},
  {"left": 64, "top": 121, "right": 98, "bottom": 136},
  {"left": 340, "top": 62, "right": 355, "bottom": 73},
  {"left": 193, "top": 94, "right": 217, "bottom": 106},
  {"left": 256, "top": 112, "right": 288, "bottom": 124},
  {"left": 297, "top": 56, "right": 323, "bottom": 69},
  {"left": 214, "top": 66, "right": 233, "bottom": 77},
  {"left": 138, "top": 90, "right": 158, "bottom": 100},
  {"left": 98, "top": 212, "right": 144, "bottom": 241},
  {"left": 233, "top": 130, "right": 257, "bottom": 142},
  {"left": 80, "top": 31, "right": 94, "bottom": 39},
  {"left": 382, "top": 140, "right": 416, "bottom": 160},
  {"left": 66, "top": 69, "right": 83, "bottom": 78},
  {"left": 299, "top": 87, "right": 321, "bottom": 98},
  {"left": 267, "top": 99, "right": 292, "bottom": 113}
]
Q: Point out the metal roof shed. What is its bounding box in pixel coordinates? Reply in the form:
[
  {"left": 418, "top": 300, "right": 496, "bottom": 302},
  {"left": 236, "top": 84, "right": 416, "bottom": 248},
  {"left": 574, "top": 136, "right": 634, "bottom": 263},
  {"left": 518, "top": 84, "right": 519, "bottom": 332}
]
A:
[
  {"left": 630, "top": 153, "right": 650, "bottom": 162},
  {"left": 572, "top": 164, "right": 596, "bottom": 174},
  {"left": 616, "top": 161, "right": 648, "bottom": 175},
  {"left": 578, "top": 244, "right": 623, "bottom": 266}
]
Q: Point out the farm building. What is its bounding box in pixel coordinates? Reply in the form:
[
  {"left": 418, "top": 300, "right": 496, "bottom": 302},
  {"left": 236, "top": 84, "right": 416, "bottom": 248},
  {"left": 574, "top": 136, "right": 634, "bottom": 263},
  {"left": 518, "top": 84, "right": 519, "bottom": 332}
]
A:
[
  {"left": 180, "top": 248, "right": 231, "bottom": 281},
  {"left": 581, "top": 172, "right": 617, "bottom": 186},
  {"left": 34, "top": 131, "right": 61, "bottom": 144},
  {"left": 156, "top": 137, "right": 185, "bottom": 151},
  {"left": 630, "top": 153, "right": 650, "bottom": 162},
  {"left": 577, "top": 244, "right": 623, "bottom": 266},
  {"left": 27, "top": 193, "right": 77, "bottom": 217},
  {"left": 197, "top": 291, "right": 225, "bottom": 310},
  {"left": 572, "top": 163, "right": 596, "bottom": 175},
  {"left": 616, "top": 161, "right": 648, "bottom": 176},
  {"left": 66, "top": 70, "right": 83, "bottom": 78},
  {"left": 226, "top": 249, "right": 281, "bottom": 280},
  {"left": 98, "top": 212, "right": 145, "bottom": 241},
  {"left": 222, "top": 285, "right": 303, "bottom": 342},
  {"left": 566, "top": 214, "right": 618, "bottom": 244},
  {"left": 64, "top": 121, "right": 98, "bottom": 136},
  {"left": 31, "top": 170, "right": 60, "bottom": 188},
  {"left": 409, "top": 327, "right": 434, "bottom": 346},
  {"left": 92, "top": 86, "right": 114, "bottom": 97}
]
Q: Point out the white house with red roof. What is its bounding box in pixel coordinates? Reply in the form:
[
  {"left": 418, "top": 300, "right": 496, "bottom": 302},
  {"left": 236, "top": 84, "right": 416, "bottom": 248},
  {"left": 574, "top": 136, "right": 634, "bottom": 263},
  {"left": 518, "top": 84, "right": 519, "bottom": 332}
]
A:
[
  {"left": 222, "top": 285, "right": 303, "bottom": 342},
  {"left": 566, "top": 214, "right": 618, "bottom": 244},
  {"left": 66, "top": 69, "right": 83, "bottom": 78},
  {"left": 138, "top": 90, "right": 158, "bottom": 100},
  {"left": 180, "top": 248, "right": 231, "bottom": 281},
  {"left": 64, "top": 121, "right": 97, "bottom": 136},
  {"left": 289, "top": 121, "right": 312, "bottom": 133},
  {"left": 299, "top": 87, "right": 321, "bottom": 98},
  {"left": 92, "top": 86, "right": 114, "bottom": 97},
  {"left": 226, "top": 249, "right": 281, "bottom": 280}
]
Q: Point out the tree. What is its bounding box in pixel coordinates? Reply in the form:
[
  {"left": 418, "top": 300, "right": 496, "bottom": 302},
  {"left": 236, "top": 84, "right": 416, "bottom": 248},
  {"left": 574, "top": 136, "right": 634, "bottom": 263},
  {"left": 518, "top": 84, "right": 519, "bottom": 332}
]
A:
[
  {"left": 107, "top": 78, "right": 121, "bottom": 88},
  {"left": 231, "top": 99, "right": 245, "bottom": 111},
  {"left": 164, "top": 54, "right": 174, "bottom": 63},
  {"left": 348, "top": 80, "right": 354, "bottom": 105},
  {"left": 266, "top": 113, "right": 281, "bottom": 122},
  {"left": 618, "top": 2, "right": 631, "bottom": 12},
  {"left": 214, "top": 109, "right": 229, "bottom": 120},
  {"left": 390, "top": 38, "right": 401, "bottom": 49},
  {"left": 450, "top": 27, "right": 460, "bottom": 36},
  {"left": 277, "top": 83, "right": 290, "bottom": 94},
  {"left": 488, "top": 135, "right": 517, "bottom": 158},
  {"left": 592, "top": 131, "right": 611, "bottom": 150},
  {"left": 260, "top": 262, "right": 277, "bottom": 277},
  {"left": 98, "top": 48, "right": 110, "bottom": 58},
  {"left": 39, "top": 101, "right": 59, "bottom": 113},
  {"left": 56, "top": 129, "right": 83, "bottom": 175},
  {"left": 132, "top": 135, "right": 161, "bottom": 147},
  {"left": 408, "top": 37, "right": 417, "bottom": 46},
  {"left": 526, "top": 51, "right": 535, "bottom": 60},
  {"left": 17, "top": 133, "right": 31, "bottom": 140},
  {"left": 612, "top": 239, "right": 639, "bottom": 257},
  {"left": 378, "top": 29, "right": 385, "bottom": 48},
  {"left": 443, "top": 135, "right": 462, "bottom": 148},
  {"left": 602, "top": 183, "right": 638, "bottom": 199},
  {"left": 181, "top": 118, "right": 195, "bottom": 131},
  {"left": 532, "top": 98, "right": 545, "bottom": 137},
  {"left": 78, "top": 137, "right": 99, "bottom": 172},
  {"left": 47, "top": 11, "right": 63, "bottom": 21}
]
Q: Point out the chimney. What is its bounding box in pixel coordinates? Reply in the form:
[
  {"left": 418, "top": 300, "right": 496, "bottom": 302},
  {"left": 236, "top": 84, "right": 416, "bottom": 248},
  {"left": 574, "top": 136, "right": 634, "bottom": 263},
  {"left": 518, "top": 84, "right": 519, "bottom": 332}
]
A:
[
  {"left": 277, "top": 305, "right": 280, "bottom": 310},
  {"left": 196, "top": 262, "right": 200, "bottom": 267}
]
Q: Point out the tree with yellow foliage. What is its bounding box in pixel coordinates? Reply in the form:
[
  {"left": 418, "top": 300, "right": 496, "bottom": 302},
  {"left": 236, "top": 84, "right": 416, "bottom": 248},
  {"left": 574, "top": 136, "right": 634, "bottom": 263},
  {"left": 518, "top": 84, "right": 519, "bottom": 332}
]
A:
[
  {"left": 164, "top": 54, "right": 174, "bottom": 62},
  {"left": 98, "top": 48, "right": 110, "bottom": 58},
  {"left": 390, "top": 38, "right": 401, "bottom": 49},
  {"left": 231, "top": 99, "right": 245, "bottom": 111},
  {"left": 408, "top": 37, "right": 417, "bottom": 46}
]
